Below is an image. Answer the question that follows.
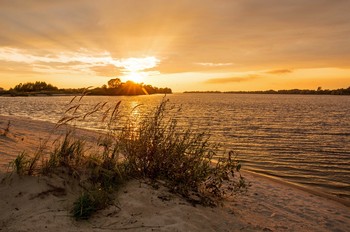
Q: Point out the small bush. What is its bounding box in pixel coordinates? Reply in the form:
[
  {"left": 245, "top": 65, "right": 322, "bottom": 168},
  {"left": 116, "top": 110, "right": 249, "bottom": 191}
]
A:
[
  {"left": 116, "top": 99, "right": 244, "bottom": 205},
  {"left": 71, "top": 189, "right": 111, "bottom": 220}
]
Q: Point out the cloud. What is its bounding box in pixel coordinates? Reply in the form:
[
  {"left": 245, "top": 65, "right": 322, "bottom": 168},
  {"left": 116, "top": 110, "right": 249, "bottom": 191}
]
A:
[
  {"left": 266, "top": 69, "right": 293, "bottom": 75},
  {"left": 0, "top": 47, "right": 113, "bottom": 65},
  {"left": 205, "top": 75, "right": 260, "bottom": 84},
  {"left": 0, "top": 47, "right": 160, "bottom": 75},
  {"left": 90, "top": 64, "right": 123, "bottom": 77},
  {"left": 1, "top": 0, "right": 350, "bottom": 91}
]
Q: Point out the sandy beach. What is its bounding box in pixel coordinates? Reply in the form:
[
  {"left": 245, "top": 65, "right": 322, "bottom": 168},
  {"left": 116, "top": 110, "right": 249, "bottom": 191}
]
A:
[{"left": 0, "top": 115, "right": 349, "bottom": 232}]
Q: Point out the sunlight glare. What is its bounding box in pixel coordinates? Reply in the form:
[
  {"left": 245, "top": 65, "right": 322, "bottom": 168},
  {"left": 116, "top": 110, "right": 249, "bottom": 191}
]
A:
[
  {"left": 126, "top": 72, "right": 143, "bottom": 83},
  {"left": 122, "top": 57, "right": 159, "bottom": 83},
  {"left": 121, "top": 57, "right": 159, "bottom": 72}
]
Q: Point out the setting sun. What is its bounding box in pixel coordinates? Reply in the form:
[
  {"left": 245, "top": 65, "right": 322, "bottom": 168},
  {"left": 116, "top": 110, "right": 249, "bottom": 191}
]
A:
[
  {"left": 125, "top": 72, "right": 143, "bottom": 83},
  {"left": 120, "top": 56, "right": 159, "bottom": 83}
]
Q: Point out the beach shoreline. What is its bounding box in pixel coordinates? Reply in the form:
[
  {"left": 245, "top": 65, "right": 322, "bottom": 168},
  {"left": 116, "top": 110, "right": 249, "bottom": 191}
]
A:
[
  {"left": 0, "top": 115, "right": 349, "bottom": 231},
  {"left": 243, "top": 170, "right": 350, "bottom": 208}
]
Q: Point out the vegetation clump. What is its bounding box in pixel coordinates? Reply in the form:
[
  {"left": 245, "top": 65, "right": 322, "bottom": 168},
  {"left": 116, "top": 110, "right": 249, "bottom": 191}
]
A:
[
  {"left": 8, "top": 96, "right": 245, "bottom": 219},
  {"left": 116, "top": 100, "right": 244, "bottom": 205},
  {"left": 72, "top": 189, "right": 111, "bottom": 220}
]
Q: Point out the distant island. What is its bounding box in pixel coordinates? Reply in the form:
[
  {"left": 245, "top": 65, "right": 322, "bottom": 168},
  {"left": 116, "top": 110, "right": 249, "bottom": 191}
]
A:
[
  {"left": 184, "top": 87, "right": 350, "bottom": 95},
  {"left": 0, "top": 78, "right": 172, "bottom": 96}
]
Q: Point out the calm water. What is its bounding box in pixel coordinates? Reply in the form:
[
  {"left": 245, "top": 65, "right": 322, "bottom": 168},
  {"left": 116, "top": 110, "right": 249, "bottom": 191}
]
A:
[{"left": 0, "top": 94, "right": 349, "bottom": 200}]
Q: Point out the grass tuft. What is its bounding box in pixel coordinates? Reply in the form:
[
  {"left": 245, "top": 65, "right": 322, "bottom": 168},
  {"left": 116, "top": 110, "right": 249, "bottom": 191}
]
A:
[
  {"left": 12, "top": 152, "right": 28, "bottom": 175},
  {"left": 71, "top": 189, "right": 111, "bottom": 220}
]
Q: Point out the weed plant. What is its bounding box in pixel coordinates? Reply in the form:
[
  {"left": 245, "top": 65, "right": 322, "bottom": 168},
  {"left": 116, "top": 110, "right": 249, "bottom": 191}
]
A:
[{"left": 116, "top": 99, "right": 244, "bottom": 205}]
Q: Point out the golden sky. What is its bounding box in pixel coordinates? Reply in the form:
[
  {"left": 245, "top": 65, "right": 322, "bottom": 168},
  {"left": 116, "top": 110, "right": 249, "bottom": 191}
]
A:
[{"left": 0, "top": 0, "right": 350, "bottom": 92}]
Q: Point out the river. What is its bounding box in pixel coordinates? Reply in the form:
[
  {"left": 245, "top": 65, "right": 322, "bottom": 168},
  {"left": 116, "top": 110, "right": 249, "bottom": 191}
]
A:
[{"left": 0, "top": 93, "right": 349, "bottom": 201}]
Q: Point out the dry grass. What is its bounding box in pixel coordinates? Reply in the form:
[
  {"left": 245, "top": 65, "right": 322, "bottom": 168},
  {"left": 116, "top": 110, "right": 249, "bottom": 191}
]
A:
[{"left": 8, "top": 95, "right": 245, "bottom": 219}]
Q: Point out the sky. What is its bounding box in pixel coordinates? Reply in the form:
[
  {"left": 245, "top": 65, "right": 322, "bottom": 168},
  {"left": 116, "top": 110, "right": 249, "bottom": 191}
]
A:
[{"left": 0, "top": 0, "right": 350, "bottom": 92}]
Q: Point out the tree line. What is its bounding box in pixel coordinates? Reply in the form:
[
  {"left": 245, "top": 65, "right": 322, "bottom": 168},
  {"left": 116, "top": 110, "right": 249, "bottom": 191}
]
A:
[
  {"left": 1, "top": 79, "right": 172, "bottom": 96},
  {"left": 11, "top": 81, "right": 58, "bottom": 92}
]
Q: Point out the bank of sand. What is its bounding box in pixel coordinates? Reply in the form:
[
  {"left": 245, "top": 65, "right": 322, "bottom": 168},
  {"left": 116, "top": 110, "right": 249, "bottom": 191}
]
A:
[{"left": 0, "top": 115, "right": 349, "bottom": 232}]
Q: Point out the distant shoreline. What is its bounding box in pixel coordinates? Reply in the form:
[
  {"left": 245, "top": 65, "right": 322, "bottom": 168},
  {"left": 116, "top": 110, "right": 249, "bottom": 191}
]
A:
[{"left": 184, "top": 87, "right": 350, "bottom": 95}]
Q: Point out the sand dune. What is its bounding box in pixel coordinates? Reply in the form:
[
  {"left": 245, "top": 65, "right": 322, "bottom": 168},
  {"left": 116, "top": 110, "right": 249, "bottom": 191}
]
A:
[{"left": 0, "top": 115, "right": 349, "bottom": 231}]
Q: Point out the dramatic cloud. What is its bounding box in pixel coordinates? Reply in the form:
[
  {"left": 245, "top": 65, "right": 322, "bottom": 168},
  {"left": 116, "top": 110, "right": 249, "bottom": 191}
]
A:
[
  {"left": 1, "top": 0, "right": 350, "bottom": 72},
  {"left": 205, "top": 75, "right": 260, "bottom": 84},
  {"left": 1, "top": 0, "right": 350, "bottom": 90}
]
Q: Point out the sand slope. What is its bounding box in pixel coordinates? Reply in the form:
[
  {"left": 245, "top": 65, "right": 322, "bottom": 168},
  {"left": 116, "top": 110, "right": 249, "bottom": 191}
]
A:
[
  {"left": 0, "top": 115, "right": 101, "bottom": 170},
  {"left": 1, "top": 172, "right": 349, "bottom": 232},
  {"left": 0, "top": 173, "right": 248, "bottom": 232}
]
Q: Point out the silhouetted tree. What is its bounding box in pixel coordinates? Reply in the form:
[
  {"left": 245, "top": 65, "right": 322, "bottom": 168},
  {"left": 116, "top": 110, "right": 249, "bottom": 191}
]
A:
[
  {"left": 89, "top": 79, "right": 172, "bottom": 96},
  {"left": 107, "top": 78, "right": 122, "bottom": 88},
  {"left": 7, "top": 80, "right": 171, "bottom": 96}
]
